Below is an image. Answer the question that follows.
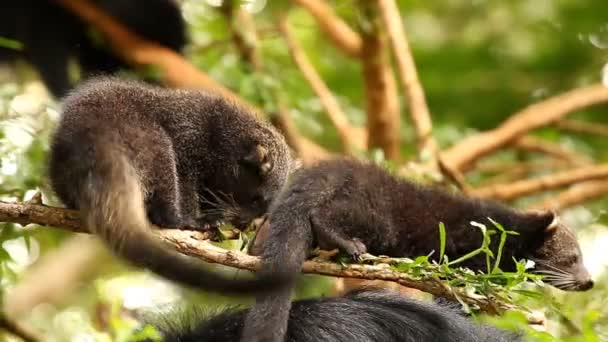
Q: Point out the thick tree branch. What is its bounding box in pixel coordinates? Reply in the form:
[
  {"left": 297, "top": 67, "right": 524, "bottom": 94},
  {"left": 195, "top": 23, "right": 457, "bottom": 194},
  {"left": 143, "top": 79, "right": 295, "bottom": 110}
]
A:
[
  {"left": 1, "top": 201, "right": 528, "bottom": 317},
  {"left": 472, "top": 164, "right": 608, "bottom": 201},
  {"left": 278, "top": 14, "right": 366, "bottom": 153},
  {"left": 442, "top": 84, "right": 608, "bottom": 171},
  {"left": 378, "top": 0, "right": 436, "bottom": 156},
  {"left": 533, "top": 180, "right": 608, "bottom": 210},
  {"left": 291, "top": 0, "right": 362, "bottom": 57}
]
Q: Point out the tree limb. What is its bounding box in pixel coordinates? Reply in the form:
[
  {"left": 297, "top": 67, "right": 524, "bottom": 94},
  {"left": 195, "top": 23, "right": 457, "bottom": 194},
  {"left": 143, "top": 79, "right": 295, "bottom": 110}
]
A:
[
  {"left": 360, "top": 2, "right": 401, "bottom": 160},
  {"left": 278, "top": 13, "right": 366, "bottom": 153},
  {"left": 441, "top": 84, "right": 608, "bottom": 171},
  {"left": 511, "top": 136, "right": 591, "bottom": 166},
  {"left": 472, "top": 164, "right": 608, "bottom": 201},
  {"left": 0, "top": 314, "right": 41, "bottom": 342},
  {"left": 291, "top": 0, "right": 362, "bottom": 57},
  {"left": 378, "top": 0, "right": 436, "bottom": 156},
  {"left": 555, "top": 119, "right": 608, "bottom": 137},
  {"left": 0, "top": 201, "right": 529, "bottom": 317},
  {"left": 533, "top": 180, "right": 608, "bottom": 210}
]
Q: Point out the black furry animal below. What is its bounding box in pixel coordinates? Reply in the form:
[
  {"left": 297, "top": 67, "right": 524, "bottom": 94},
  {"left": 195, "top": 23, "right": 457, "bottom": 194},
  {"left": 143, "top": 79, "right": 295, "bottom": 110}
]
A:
[
  {"left": 243, "top": 158, "right": 593, "bottom": 342},
  {"left": 0, "top": 0, "right": 186, "bottom": 98},
  {"left": 155, "top": 289, "right": 522, "bottom": 342},
  {"left": 48, "top": 77, "right": 296, "bottom": 294}
]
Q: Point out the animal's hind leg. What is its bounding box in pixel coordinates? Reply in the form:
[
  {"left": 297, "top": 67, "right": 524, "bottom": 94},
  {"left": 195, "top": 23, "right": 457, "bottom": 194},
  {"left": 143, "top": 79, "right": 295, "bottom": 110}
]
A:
[{"left": 310, "top": 208, "right": 368, "bottom": 260}]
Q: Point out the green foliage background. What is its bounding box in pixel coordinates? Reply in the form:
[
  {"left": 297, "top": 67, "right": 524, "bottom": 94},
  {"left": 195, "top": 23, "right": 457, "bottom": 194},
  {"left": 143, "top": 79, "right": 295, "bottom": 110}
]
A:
[{"left": 0, "top": 0, "right": 607, "bottom": 341}]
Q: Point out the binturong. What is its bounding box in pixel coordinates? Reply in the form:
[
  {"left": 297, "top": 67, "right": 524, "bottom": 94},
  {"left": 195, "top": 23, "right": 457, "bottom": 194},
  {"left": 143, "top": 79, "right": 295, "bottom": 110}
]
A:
[
  {"left": 48, "top": 77, "right": 296, "bottom": 295},
  {"left": 242, "top": 158, "right": 593, "bottom": 342}
]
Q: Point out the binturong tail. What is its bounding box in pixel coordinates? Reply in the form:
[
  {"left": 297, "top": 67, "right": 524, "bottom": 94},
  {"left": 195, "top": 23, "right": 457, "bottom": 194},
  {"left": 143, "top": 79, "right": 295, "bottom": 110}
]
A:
[
  {"left": 79, "top": 144, "right": 283, "bottom": 295},
  {"left": 241, "top": 180, "right": 325, "bottom": 342}
]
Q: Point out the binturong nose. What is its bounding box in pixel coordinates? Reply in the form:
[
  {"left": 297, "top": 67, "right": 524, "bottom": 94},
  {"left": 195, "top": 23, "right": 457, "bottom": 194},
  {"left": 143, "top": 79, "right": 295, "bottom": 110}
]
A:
[{"left": 578, "top": 278, "right": 594, "bottom": 291}]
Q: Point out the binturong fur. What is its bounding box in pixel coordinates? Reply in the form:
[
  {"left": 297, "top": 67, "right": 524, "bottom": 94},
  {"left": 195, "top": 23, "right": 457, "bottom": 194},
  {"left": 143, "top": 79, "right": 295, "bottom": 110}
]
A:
[
  {"left": 243, "top": 158, "right": 593, "bottom": 342},
  {"left": 154, "top": 289, "right": 522, "bottom": 342},
  {"left": 48, "top": 77, "right": 296, "bottom": 294}
]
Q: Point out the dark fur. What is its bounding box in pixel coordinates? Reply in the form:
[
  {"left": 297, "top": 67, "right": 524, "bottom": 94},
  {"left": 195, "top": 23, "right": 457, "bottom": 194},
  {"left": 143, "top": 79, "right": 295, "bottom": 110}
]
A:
[
  {"left": 154, "top": 289, "right": 522, "bottom": 342},
  {"left": 48, "top": 77, "right": 295, "bottom": 294},
  {"left": 0, "top": 0, "right": 186, "bottom": 98},
  {"left": 244, "top": 158, "right": 592, "bottom": 341}
]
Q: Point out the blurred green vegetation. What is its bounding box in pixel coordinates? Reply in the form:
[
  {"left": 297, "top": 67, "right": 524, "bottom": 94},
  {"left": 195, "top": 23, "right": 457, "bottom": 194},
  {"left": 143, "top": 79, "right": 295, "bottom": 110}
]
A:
[{"left": 0, "top": 0, "right": 607, "bottom": 341}]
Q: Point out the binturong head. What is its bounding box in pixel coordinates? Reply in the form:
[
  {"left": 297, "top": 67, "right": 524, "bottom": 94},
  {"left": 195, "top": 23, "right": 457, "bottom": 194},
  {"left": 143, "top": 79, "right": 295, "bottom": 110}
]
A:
[{"left": 527, "top": 211, "right": 594, "bottom": 291}]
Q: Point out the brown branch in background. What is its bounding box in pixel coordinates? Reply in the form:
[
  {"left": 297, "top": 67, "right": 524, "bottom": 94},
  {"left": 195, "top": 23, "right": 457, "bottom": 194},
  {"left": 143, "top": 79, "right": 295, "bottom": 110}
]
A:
[
  {"left": 533, "top": 180, "right": 608, "bottom": 211},
  {"left": 55, "top": 0, "right": 328, "bottom": 162},
  {"left": 278, "top": 14, "right": 366, "bottom": 153},
  {"left": 378, "top": 0, "right": 436, "bottom": 156},
  {"left": 555, "top": 119, "right": 608, "bottom": 137},
  {"left": 442, "top": 84, "right": 608, "bottom": 172},
  {"left": 0, "top": 314, "right": 41, "bottom": 342},
  {"left": 4, "top": 236, "right": 109, "bottom": 319},
  {"left": 360, "top": 2, "right": 401, "bottom": 160},
  {"left": 475, "top": 159, "right": 571, "bottom": 186},
  {"left": 291, "top": 0, "right": 362, "bottom": 57},
  {"left": 0, "top": 201, "right": 532, "bottom": 318},
  {"left": 511, "top": 136, "right": 590, "bottom": 166},
  {"left": 472, "top": 164, "right": 608, "bottom": 201}
]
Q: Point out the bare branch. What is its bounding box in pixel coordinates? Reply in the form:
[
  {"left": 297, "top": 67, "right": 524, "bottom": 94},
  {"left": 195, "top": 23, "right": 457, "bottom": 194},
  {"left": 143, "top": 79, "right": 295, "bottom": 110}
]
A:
[
  {"left": 441, "top": 84, "right": 608, "bottom": 171},
  {"left": 472, "top": 164, "right": 608, "bottom": 201},
  {"left": 291, "top": 0, "right": 362, "bottom": 57},
  {"left": 0, "top": 314, "right": 41, "bottom": 342},
  {"left": 278, "top": 14, "right": 366, "bottom": 153},
  {"left": 1, "top": 201, "right": 531, "bottom": 317},
  {"left": 378, "top": 0, "right": 436, "bottom": 156},
  {"left": 511, "top": 136, "right": 591, "bottom": 166},
  {"left": 533, "top": 180, "right": 608, "bottom": 210},
  {"left": 360, "top": 3, "right": 401, "bottom": 160},
  {"left": 555, "top": 119, "right": 608, "bottom": 137}
]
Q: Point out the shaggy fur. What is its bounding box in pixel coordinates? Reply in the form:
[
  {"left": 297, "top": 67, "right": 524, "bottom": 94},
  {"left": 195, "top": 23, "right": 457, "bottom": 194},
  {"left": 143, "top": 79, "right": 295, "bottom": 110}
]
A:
[
  {"left": 48, "top": 77, "right": 295, "bottom": 294},
  {"left": 154, "top": 289, "right": 522, "bottom": 342},
  {"left": 244, "top": 158, "right": 592, "bottom": 342}
]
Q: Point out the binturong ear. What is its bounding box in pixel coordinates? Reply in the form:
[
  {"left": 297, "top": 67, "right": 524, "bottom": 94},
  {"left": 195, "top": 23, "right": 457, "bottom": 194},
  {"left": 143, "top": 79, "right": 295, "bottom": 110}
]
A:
[
  {"left": 527, "top": 210, "right": 559, "bottom": 233},
  {"left": 242, "top": 144, "right": 273, "bottom": 176}
]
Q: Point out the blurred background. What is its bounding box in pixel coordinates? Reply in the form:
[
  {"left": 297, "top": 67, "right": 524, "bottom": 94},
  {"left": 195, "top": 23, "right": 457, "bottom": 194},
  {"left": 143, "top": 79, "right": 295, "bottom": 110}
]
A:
[{"left": 0, "top": 0, "right": 607, "bottom": 341}]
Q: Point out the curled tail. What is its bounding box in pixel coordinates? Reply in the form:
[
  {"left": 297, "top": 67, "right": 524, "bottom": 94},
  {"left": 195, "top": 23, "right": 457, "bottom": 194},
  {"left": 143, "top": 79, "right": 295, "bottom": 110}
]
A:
[{"left": 79, "top": 144, "right": 282, "bottom": 295}]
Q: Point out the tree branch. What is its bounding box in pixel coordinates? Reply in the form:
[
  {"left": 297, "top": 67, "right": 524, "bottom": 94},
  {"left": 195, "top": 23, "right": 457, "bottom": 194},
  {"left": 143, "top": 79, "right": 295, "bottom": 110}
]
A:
[
  {"left": 291, "top": 0, "right": 362, "bottom": 57},
  {"left": 472, "top": 164, "right": 608, "bottom": 201},
  {"left": 441, "top": 84, "right": 608, "bottom": 171},
  {"left": 0, "top": 314, "right": 41, "bottom": 342},
  {"left": 511, "top": 136, "right": 591, "bottom": 166},
  {"left": 278, "top": 13, "right": 366, "bottom": 153},
  {"left": 360, "top": 2, "right": 401, "bottom": 160},
  {"left": 378, "top": 0, "right": 436, "bottom": 156},
  {"left": 555, "top": 119, "right": 608, "bottom": 137},
  {"left": 1, "top": 201, "right": 529, "bottom": 317},
  {"left": 533, "top": 180, "right": 608, "bottom": 210}
]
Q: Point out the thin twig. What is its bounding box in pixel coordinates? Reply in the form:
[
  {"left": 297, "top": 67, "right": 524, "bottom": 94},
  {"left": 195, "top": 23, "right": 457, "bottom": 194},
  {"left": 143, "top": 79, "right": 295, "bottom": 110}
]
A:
[
  {"left": 472, "top": 164, "right": 608, "bottom": 201},
  {"left": 378, "top": 0, "right": 436, "bottom": 157},
  {"left": 278, "top": 13, "right": 366, "bottom": 153},
  {"left": 511, "top": 136, "right": 590, "bottom": 166},
  {"left": 555, "top": 119, "right": 608, "bottom": 137},
  {"left": 441, "top": 84, "right": 608, "bottom": 171},
  {"left": 0, "top": 314, "right": 41, "bottom": 342},
  {"left": 291, "top": 0, "right": 362, "bottom": 57}
]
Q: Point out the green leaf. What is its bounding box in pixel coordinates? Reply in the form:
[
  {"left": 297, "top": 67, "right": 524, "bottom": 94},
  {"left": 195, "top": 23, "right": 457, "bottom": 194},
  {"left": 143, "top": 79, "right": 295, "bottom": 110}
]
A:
[{"left": 438, "top": 222, "right": 447, "bottom": 263}]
